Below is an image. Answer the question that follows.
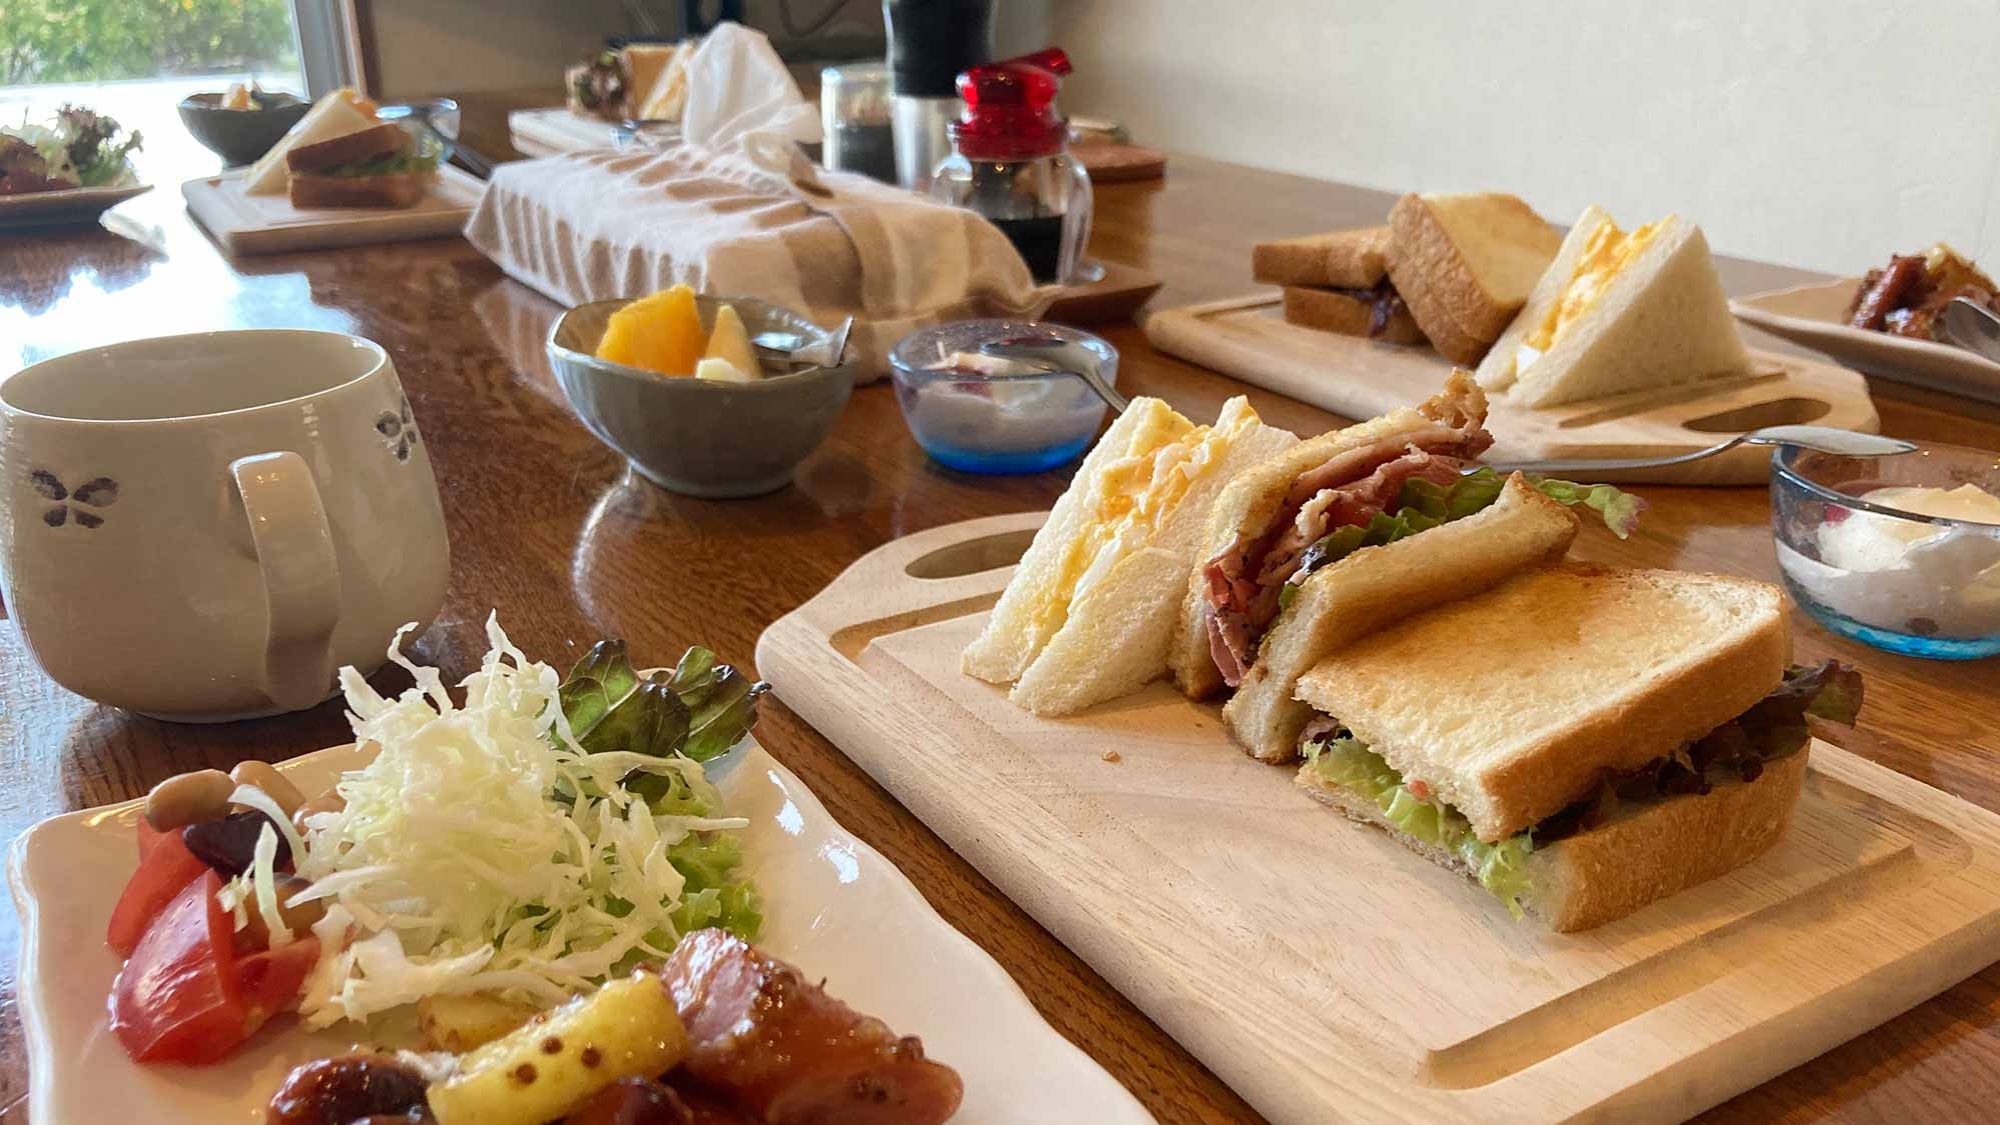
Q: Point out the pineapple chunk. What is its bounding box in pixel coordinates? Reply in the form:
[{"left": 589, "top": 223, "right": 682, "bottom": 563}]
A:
[{"left": 703, "top": 303, "right": 761, "bottom": 378}]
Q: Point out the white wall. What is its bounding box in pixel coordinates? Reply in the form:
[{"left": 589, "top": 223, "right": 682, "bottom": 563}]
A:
[{"left": 1054, "top": 0, "right": 2000, "bottom": 276}]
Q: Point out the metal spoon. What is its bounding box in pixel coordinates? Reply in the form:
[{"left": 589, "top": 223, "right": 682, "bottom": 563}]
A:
[
  {"left": 1941, "top": 296, "right": 2000, "bottom": 365},
  {"left": 750, "top": 317, "right": 853, "bottom": 370},
  {"left": 977, "top": 336, "right": 1131, "bottom": 414},
  {"left": 1479, "top": 425, "right": 1918, "bottom": 477}
]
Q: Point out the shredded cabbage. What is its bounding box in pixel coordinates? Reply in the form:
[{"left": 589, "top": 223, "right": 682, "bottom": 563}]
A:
[
  {"left": 1305, "top": 735, "right": 1534, "bottom": 918},
  {"left": 269, "top": 614, "right": 758, "bottom": 1028}
]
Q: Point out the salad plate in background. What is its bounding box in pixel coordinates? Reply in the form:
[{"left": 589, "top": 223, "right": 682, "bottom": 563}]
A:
[
  {"left": 12, "top": 624, "right": 1151, "bottom": 1123},
  {"left": 0, "top": 104, "right": 151, "bottom": 229}
]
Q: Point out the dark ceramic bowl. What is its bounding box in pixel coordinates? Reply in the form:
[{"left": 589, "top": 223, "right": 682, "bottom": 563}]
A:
[
  {"left": 548, "top": 296, "right": 855, "bottom": 498},
  {"left": 178, "top": 92, "right": 311, "bottom": 166}
]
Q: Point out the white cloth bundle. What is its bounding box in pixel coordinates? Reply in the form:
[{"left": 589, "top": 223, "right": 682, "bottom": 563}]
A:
[{"left": 465, "top": 22, "right": 1053, "bottom": 381}]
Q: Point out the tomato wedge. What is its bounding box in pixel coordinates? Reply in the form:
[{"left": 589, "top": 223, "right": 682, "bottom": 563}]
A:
[
  {"left": 236, "top": 938, "right": 319, "bottom": 1035},
  {"left": 106, "top": 829, "right": 208, "bottom": 957},
  {"left": 110, "top": 872, "right": 243, "bottom": 1063}
]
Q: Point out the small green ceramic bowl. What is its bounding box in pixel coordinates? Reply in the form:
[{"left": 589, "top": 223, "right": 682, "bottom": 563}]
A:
[
  {"left": 547, "top": 296, "right": 855, "bottom": 499},
  {"left": 178, "top": 91, "right": 311, "bottom": 166}
]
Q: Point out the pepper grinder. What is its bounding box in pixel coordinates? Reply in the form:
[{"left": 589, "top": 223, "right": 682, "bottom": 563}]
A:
[
  {"left": 883, "top": 0, "right": 993, "bottom": 192},
  {"left": 928, "top": 48, "right": 1094, "bottom": 286}
]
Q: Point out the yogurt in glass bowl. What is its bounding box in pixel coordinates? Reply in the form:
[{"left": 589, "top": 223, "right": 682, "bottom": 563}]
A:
[
  {"left": 888, "top": 320, "right": 1117, "bottom": 474},
  {"left": 1771, "top": 441, "right": 2000, "bottom": 658}
]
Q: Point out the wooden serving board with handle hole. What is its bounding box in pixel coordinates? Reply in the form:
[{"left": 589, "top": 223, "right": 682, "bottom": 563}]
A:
[
  {"left": 756, "top": 512, "right": 2000, "bottom": 1124},
  {"left": 1145, "top": 295, "right": 1881, "bottom": 485}
]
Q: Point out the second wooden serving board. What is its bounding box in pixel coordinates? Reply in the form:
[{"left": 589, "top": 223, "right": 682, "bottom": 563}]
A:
[
  {"left": 181, "top": 165, "right": 484, "bottom": 256},
  {"left": 1145, "top": 294, "right": 1880, "bottom": 485},
  {"left": 757, "top": 512, "right": 2000, "bottom": 1124}
]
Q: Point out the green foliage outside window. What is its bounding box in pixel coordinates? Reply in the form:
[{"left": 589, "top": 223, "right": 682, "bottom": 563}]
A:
[{"left": 1, "top": 0, "right": 299, "bottom": 87}]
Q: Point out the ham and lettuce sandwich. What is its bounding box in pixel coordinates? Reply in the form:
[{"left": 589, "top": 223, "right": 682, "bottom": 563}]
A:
[
  {"left": 1169, "top": 371, "right": 1644, "bottom": 762},
  {"left": 963, "top": 395, "right": 1298, "bottom": 716},
  {"left": 1292, "top": 563, "right": 1861, "bottom": 931}
]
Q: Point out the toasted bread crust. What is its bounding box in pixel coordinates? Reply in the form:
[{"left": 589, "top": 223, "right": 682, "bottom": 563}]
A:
[
  {"left": 1281, "top": 286, "right": 1425, "bottom": 345},
  {"left": 1224, "top": 475, "right": 1579, "bottom": 763},
  {"left": 1385, "top": 193, "right": 1559, "bottom": 363},
  {"left": 288, "top": 170, "right": 431, "bottom": 209},
  {"left": 1295, "top": 746, "right": 1809, "bottom": 932},
  {"left": 1254, "top": 227, "right": 1389, "bottom": 288},
  {"left": 286, "top": 122, "right": 411, "bottom": 172},
  {"left": 1294, "top": 563, "right": 1789, "bottom": 841}
]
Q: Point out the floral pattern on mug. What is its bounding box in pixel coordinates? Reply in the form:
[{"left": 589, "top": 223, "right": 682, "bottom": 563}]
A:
[
  {"left": 30, "top": 470, "right": 119, "bottom": 529},
  {"left": 374, "top": 396, "right": 420, "bottom": 464}
]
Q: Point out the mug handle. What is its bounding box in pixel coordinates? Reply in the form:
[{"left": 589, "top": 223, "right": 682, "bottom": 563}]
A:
[{"left": 229, "top": 452, "right": 341, "bottom": 712}]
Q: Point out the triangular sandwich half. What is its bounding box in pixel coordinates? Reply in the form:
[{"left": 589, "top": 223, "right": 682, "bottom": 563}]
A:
[
  {"left": 1476, "top": 205, "right": 1751, "bottom": 406},
  {"left": 963, "top": 396, "right": 1298, "bottom": 716},
  {"left": 1292, "top": 563, "right": 1861, "bottom": 931}
]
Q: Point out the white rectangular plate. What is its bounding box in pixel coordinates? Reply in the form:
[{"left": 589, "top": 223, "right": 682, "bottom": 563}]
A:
[
  {"left": 10, "top": 738, "right": 1150, "bottom": 1124},
  {"left": 1731, "top": 278, "right": 2000, "bottom": 404}
]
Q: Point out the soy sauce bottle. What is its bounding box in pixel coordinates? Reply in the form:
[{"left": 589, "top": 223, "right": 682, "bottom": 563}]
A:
[{"left": 927, "top": 48, "right": 1093, "bottom": 286}]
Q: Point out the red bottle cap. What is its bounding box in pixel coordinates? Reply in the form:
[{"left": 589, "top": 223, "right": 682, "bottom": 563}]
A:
[{"left": 949, "top": 47, "right": 1072, "bottom": 161}]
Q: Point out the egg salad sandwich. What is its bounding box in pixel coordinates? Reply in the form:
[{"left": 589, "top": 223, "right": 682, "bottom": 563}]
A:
[
  {"left": 1384, "top": 193, "right": 1562, "bottom": 365},
  {"left": 1292, "top": 563, "right": 1861, "bottom": 931},
  {"left": 1168, "top": 372, "right": 1644, "bottom": 762},
  {"left": 1476, "top": 205, "right": 1751, "bottom": 407},
  {"left": 962, "top": 397, "right": 1298, "bottom": 716},
  {"left": 243, "top": 87, "right": 379, "bottom": 195}
]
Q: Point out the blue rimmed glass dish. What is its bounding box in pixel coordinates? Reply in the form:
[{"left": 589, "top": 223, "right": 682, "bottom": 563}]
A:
[
  {"left": 888, "top": 320, "right": 1118, "bottom": 474},
  {"left": 1771, "top": 441, "right": 2000, "bottom": 659}
]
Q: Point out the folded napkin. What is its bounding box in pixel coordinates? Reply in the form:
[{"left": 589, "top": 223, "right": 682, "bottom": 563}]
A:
[{"left": 466, "top": 20, "right": 1053, "bottom": 381}]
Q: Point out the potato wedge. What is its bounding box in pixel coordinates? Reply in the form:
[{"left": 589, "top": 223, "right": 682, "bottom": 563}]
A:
[
  {"left": 426, "top": 970, "right": 687, "bottom": 1125},
  {"left": 417, "top": 992, "right": 543, "bottom": 1053}
]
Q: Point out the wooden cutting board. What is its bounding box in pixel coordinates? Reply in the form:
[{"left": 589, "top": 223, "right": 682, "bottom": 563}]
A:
[
  {"left": 1146, "top": 294, "right": 1881, "bottom": 485},
  {"left": 181, "top": 166, "right": 484, "bottom": 256},
  {"left": 756, "top": 512, "right": 2000, "bottom": 1124}
]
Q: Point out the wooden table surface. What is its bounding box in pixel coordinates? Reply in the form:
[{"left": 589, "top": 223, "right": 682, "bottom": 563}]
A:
[{"left": 4, "top": 89, "right": 2000, "bottom": 1123}]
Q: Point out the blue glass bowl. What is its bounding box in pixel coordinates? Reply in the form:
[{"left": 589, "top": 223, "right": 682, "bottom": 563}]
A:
[
  {"left": 1771, "top": 442, "right": 2000, "bottom": 659},
  {"left": 888, "top": 320, "right": 1117, "bottom": 474}
]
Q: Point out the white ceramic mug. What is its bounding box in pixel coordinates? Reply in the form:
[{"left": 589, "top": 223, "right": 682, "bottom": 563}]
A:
[{"left": 0, "top": 330, "right": 449, "bottom": 721}]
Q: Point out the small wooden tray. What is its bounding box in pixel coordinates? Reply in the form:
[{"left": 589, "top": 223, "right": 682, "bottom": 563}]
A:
[
  {"left": 181, "top": 166, "right": 484, "bottom": 256},
  {"left": 757, "top": 513, "right": 2000, "bottom": 1124},
  {"left": 1147, "top": 294, "right": 1882, "bottom": 484}
]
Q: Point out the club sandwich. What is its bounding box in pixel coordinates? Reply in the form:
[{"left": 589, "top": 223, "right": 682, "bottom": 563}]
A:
[
  {"left": 1169, "top": 372, "right": 1642, "bottom": 762},
  {"left": 286, "top": 122, "right": 437, "bottom": 210},
  {"left": 1292, "top": 563, "right": 1861, "bottom": 931}
]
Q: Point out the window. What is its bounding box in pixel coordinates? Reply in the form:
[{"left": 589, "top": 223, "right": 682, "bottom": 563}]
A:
[{"left": 0, "top": 0, "right": 354, "bottom": 181}]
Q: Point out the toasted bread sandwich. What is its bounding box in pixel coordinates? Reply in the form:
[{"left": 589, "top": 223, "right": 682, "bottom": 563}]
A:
[
  {"left": 1292, "top": 563, "right": 1861, "bottom": 931},
  {"left": 1476, "top": 206, "right": 1750, "bottom": 406},
  {"left": 286, "top": 122, "right": 437, "bottom": 210},
  {"left": 1254, "top": 227, "right": 1392, "bottom": 289},
  {"left": 1384, "top": 193, "right": 1561, "bottom": 365},
  {"left": 1281, "top": 284, "right": 1426, "bottom": 345},
  {"left": 963, "top": 396, "right": 1298, "bottom": 716},
  {"left": 243, "top": 88, "right": 379, "bottom": 195}
]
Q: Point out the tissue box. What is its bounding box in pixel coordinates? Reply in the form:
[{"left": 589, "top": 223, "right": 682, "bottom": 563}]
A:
[{"left": 465, "top": 146, "right": 1055, "bottom": 381}]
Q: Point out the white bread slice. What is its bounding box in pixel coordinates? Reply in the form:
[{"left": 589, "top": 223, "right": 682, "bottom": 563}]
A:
[
  {"left": 1169, "top": 371, "right": 1486, "bottom": 701},
  {"left": 963, "top": 397, "right": 1192, "bottom": 685},
  {"left": 1293, "top": 563, "right": 1788, "bottom": 843},
  {"left": 1385, "top": 193, "right": 1560, "bottom": 364},
  {"left": 1477, "top": 206, "right": 1751, "bottom": 406},
  {"left": 1006, "top": 399, "right": 1297, "bottom": 715},
  {"left": 1224, "top": 475, "right": 1579, "bottom": 764},
  {"left": 1296, "top": 745, "right": 1808, "bottom": 932}
]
